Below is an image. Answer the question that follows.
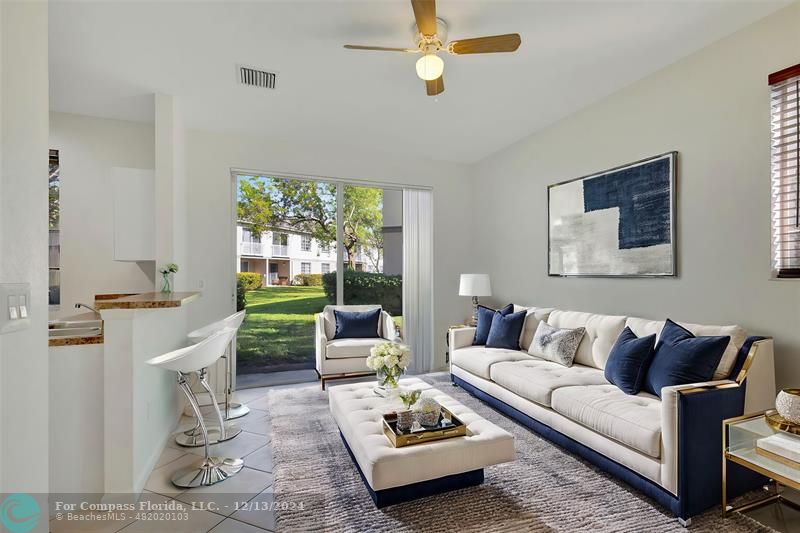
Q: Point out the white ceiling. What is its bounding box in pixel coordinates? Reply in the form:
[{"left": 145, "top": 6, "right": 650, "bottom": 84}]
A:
[{"left": 49, "top": 0, "right": 789, "bottom": 164}]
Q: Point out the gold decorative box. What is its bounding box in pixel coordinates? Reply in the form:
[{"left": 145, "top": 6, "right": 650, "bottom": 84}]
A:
[{"left": 382, "top": 406, "right": 467, "bottom": 448}]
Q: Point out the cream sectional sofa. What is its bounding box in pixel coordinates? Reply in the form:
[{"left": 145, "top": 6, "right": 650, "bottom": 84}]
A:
[{"left": 449, "top": 305, "right": 776, "bottom": 524}]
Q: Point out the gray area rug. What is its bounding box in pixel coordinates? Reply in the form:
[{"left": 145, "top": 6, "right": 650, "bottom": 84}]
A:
[{"left": 267, "top": 373, "right": 775, "bottom": 532}]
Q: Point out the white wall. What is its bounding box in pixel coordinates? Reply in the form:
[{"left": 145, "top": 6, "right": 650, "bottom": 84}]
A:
[
  {"left": 154, "top": 94, "right": 189, "bottom": 290},
  {"left": 49, "top": 112, "right": 155, "bottom": 314},
  {"left": 49, "top": 344, "right": 104, "bottom": 495},
  {"left": 471, "top": 3, "right": 800, "bottom": 388},
  {"left": 0, "top": 0, "right": 49, "bottom": 493},
  {"left": 186, "top": 129, "right": 475, "bottom": 370}
]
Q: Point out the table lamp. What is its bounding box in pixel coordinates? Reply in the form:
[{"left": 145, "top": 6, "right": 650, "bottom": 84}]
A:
[{"left": 459, "top": 274, "right": 492, "bottom": 326}]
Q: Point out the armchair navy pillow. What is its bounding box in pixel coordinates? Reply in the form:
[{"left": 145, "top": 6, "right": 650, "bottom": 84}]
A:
[
  {"left": 643, "top": 319, "right": 730, "bottom": 398},
  {"left": 486, "top": 309, "right": 527, "bottom": 350},
  {"left": 473, "top": 303, "right": 514, "bottom": 345},
  {"left": 604, "top": 327, "right": 656, "bottom": 395},
  {"left": 333, "top": 308, "right": 381, "bottom": 339}
]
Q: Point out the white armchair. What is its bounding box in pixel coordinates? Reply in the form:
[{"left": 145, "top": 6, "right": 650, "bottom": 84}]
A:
[{"left": 315, "top": 305, "right": 401, "bottom": 389}]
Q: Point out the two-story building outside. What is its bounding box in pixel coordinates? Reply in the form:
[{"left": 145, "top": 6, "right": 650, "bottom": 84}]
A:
[{"left": 236, "top": 223, "right": 378, "bottom": 286}]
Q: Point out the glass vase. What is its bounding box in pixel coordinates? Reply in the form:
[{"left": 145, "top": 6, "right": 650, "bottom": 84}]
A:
[
  {"left": 160, "top": 272, "right": 171, "bottom": 294},
  {"left": 377, "top": 365, "right": 403, "bottom": 390}
]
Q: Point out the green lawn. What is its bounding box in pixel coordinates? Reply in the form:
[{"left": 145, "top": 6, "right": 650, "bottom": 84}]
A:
[{"left": 236, "top": 286, "right": 327, "bottom": 372}]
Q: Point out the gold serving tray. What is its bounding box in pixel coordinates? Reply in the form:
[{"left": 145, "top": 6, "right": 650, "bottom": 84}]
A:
[
  {"left": 382, "top": 406, "right": 467, "bottom": 448},
  {"left": 766, "top": 409, "right": 800, "bottom": 436}
]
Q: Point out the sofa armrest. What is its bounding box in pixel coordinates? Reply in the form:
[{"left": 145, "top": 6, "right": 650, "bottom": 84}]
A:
[
  {"left": 660, "top": 380, "right": 754, "bottom": 519},
  {"left": 733, "top": 337, "right": 775, "bottom": 414},
  {"left": 315, "top": 313, "right": 327, "bottom": 373},
  {"left": 381, "top": 311, "right": 400, "bottom": 342},
  {"left": 449, "top": 327, "right": 476, "bottom": 351}
]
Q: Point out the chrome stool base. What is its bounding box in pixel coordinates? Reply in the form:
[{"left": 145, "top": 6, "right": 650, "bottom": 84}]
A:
[
  {"left": 175, "top": 423, "right": 241, "bottom": 447},
  {"left": 226, "top": 402, "right": 250, "bottom": 420},
  {"left": 171, "top": 457, "right": 244, "bottom": 488}
]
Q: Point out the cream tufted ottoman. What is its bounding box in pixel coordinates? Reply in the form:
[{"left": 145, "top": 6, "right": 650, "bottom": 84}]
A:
[{"left": 329, "top": 377, "right": 515, "bottom": 507}]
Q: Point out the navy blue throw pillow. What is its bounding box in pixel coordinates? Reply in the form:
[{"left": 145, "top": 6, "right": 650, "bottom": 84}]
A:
[
  {"left": 473, "top": 303, "right": 514, "bottom": 345},
  {"left": 643, "top": 319, "right": 730, "bottom": 398},
  {"left": 604, "top": 327, "right": 657, "bottom": 395},
  {"left": 486, "top": 310, "right": 527, "bottom": 350},
  {"left": 333, "top": 308, "right": 381, "bottom": 339}
]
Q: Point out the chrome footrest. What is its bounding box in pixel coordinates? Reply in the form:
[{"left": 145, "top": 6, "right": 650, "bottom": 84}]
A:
[{"left": 175, "top": 423, "right": 241, "bottom": 447}]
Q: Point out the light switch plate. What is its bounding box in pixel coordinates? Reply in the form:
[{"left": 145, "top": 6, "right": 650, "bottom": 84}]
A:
[{"left": 0, "top": 283, "right": 31, "bottom": 334}]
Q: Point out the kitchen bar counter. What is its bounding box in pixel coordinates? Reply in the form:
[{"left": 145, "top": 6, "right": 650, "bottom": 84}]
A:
[
  {"left": 97, "top": 289, "right": 200, "bottom": 496},
  {"left": 94, "top": 291, "right": 200, "bottom": 310}
]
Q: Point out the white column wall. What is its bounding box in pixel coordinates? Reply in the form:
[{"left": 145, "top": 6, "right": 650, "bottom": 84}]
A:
[{"left": 0, "top": 0, "right": 49, "bottom": 495}]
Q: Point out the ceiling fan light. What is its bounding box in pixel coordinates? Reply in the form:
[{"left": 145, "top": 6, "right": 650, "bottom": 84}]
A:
[{"left": 415, "top": 54, "right": 444, "bottom": 81}]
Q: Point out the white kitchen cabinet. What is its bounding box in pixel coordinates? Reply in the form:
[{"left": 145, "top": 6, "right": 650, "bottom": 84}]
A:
[{"left": 112, "top": 167, "right": 155, "bottom": 261}]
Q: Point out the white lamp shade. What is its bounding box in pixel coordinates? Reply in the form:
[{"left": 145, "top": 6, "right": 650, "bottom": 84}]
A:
[{"left": 459, "top": 274, "right": 492, "bottom": 297}]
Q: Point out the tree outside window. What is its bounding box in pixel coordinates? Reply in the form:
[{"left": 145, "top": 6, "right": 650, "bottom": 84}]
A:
[{"left": 238, "top": 177, "right": 382, "bottom": 270}]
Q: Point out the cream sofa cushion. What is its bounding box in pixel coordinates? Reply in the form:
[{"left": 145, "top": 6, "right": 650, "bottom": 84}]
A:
[
  {"left": 625, "top": 317, "right": 746, "bottom": 380},
  {"left": 326, "top": 338, "right": 384, "bottom": 359},
  {"left": 450, "top": 346, "right": 533, "bottom": 379},
  {"left": 551, "top": 384, "right": 662, "bottom": 458},
  {"left": 322, "top": 305, "right": 382, "bottom": 340},
  {"left": 547, "top": 310, "right": 626, "bottom": 369},
  {"left": 489, "top": 359, "right": 608, "bottom": 407}
]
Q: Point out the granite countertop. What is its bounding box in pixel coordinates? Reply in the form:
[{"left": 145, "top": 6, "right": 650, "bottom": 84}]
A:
[
  {"left": 49, "top": 334, "right": 104, "bottom": 347},
  {"left": 93, "top": 291, "right": 201, "bottom": 310},
  {"left": 49, "top": 311, "right": 104, "bottom": 347}
]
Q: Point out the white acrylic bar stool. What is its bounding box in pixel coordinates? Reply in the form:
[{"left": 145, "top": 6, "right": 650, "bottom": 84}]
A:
[
  {"left": 187, "top": 310, "right": 250, "bottom": 420},
  {"left": 146, "top": 328, "right": 244, "bottom": 488}
]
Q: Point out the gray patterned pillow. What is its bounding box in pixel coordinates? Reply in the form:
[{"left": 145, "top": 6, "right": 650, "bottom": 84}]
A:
[{"left": 528, "top": 321, "right": 586, "bottom": 367}]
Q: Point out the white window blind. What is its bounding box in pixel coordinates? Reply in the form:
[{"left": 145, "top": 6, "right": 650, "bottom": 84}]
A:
[{"left": 771, "top": 65, "right": 800, "bottom": 278}]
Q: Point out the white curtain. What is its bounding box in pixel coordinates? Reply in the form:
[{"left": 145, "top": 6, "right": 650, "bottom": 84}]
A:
[{"left": 403, "top": 189, "right": 434, "bottom": 374}]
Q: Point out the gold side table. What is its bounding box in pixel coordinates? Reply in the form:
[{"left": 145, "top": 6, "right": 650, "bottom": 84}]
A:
[{"left": 723, "top": 410, "right": 800, "bottom": 516}]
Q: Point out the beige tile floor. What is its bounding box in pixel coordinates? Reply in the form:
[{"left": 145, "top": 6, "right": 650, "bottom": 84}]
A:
[{"left": 51, "top": 386, "right": 276, "bottom": 533}]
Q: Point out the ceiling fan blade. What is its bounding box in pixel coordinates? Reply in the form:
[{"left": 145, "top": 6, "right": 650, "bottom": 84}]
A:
[
  {"left": 411, "top": 0, "right": 437, "bottom": 36},
  {"left": 447, "top": 33, "right": 521, "bottom": 55},
  {"left": 344, "top": 45, "right": 419, "bottom": 53},
  {"left": 426, "top": 76, "right": 444, "bottom": 96}
]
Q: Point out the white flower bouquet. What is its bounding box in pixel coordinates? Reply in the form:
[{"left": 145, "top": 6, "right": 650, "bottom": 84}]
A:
[
  {"left": 366, "top": 341, "right": 411, "bottom": 389},
  {"left": 158, "top": 263, "right": 179, "bottom": 293}
]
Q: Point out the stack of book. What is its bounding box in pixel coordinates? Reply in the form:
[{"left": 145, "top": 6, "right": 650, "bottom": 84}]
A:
[{"left": 757, "top": 432, "right": 800, "bottom": 468}]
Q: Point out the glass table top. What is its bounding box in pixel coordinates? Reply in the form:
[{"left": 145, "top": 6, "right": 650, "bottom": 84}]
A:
[{"left": 727, "top": 414, "right": 800, "bottom": 487}]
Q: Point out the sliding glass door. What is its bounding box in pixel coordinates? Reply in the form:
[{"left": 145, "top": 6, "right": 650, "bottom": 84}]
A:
[
  {"left": 342, "top": 185, "right": 403, "bottom": 338},
  {"left": 234, "top": 174, "right": 406, "bottom": 385},
  {"left": 235, "top": 175, "right": 337, "bottom": 381}
]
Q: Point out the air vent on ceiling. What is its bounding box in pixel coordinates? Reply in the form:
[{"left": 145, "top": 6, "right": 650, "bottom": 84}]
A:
[{"left": 238, "top": 65, "right": 276, "bottom": 89}]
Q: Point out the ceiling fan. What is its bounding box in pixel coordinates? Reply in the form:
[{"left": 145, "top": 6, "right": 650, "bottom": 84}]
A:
[{"left": 344, "top": 0, "right": 521, "bottom": 96}]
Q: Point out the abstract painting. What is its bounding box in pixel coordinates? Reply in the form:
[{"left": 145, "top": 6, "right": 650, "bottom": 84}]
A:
[{"left": 548, "top": 152, "right": 676, "bottom": 277}]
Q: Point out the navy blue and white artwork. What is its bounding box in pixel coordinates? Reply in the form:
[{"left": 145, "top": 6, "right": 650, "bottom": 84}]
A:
[{"left": 548, "top": 152, "right": 676, "bottom": 277}]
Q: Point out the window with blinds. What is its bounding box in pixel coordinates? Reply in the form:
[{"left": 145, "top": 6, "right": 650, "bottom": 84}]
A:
[{"left": 770, "top": 63, "right": 800, "bottom": 278}]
